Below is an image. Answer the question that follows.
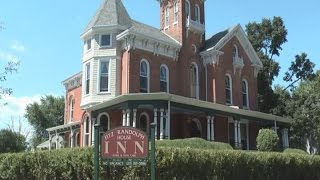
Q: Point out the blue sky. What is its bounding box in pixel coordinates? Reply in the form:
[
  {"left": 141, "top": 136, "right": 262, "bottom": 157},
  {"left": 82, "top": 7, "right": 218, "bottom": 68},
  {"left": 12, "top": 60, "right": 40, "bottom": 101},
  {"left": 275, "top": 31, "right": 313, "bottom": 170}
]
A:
[{"left": 0, "top": 0, "right": 319, "bottom": 130}]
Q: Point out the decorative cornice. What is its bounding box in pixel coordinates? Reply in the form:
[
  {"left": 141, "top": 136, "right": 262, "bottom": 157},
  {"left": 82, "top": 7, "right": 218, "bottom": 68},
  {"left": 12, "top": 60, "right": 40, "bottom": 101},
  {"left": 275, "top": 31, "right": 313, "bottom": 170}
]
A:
[
  {"left": 200, "top": 49, "right": 224, "bottom": 66},
  {"left": 62, "top": 72, "right": 82, "bottom": 91}
]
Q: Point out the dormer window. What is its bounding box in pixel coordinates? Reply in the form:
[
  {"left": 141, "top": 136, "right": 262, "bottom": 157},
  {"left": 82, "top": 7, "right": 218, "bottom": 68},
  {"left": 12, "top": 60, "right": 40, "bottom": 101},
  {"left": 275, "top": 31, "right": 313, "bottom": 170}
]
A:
[
  {"left": 195, "top": 5, "right": 200, "bottom": 22},
  {"left": 165, "top": 7, "right": 170, "bottom": 27},
  {"left": 100, "top": 34, "right": 111, "bottom": 47},
  {"left": 185, "top": 0, "right": 190, "bottom": 19}
]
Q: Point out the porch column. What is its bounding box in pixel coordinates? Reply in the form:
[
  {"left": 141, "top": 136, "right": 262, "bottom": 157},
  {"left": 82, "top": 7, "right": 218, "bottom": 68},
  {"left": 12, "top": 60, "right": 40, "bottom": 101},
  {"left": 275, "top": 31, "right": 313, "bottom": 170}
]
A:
[
  {"left": 91, "top": 118, "right": 96, "bottom": 146},
  {"left": 234, "top": 120, "right": 238, "bottom": 147},
  {"left": 133, "top": 109, "right": 137, "bottom": 128},
  {"left": 167, "top": 101, "right": 171, "bottom": 139},
  {"left": 282, "top": 128, "right": 289, "bottom": 148},
  {"left": 160, "top": 108, "right": 164, "bottom": 140},
  {"left": 154, "top": 108, "right": 158, "bottom": 139},
  {"left": 70, "top": 128, "right": 74, "bottom": 148},
  {"left": 126, "top": 109, "right": 131, "bottom": 126},
  {"left": 211, "top": 116, "right": 215, "bottom": 141},
  {"left": 55, "top": 131, "right": 59, "bottom": 150},
  {"left": 48, "top": 133, "right": 52, "bottom": 151},
  {"left": 165, "top": 109, "right": 168, "bottom": 138},
  {"left": 122, "top": 110, "right": 126, "bottom": 126},
  {"left": 237, "top": 121, "right": 241, "bottom": 148},
  {"left": 207, "top": 116, "right": 211, "bottom": 140}
]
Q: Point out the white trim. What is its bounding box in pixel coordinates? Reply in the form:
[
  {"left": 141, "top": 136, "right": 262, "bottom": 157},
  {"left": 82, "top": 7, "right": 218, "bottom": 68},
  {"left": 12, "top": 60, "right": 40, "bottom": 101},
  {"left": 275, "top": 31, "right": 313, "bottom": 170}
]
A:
[
  {"left": 160, "top": 64, "right": 170, "bottom": 93},
  {"left": 97, "top": 112, "right": 110, "bottom": 130},
  {"left": 97, "top": 58, "right": 111, "bottom": 94},
  {"left": 190, "top": 62, "right": 199, "bottom": 99},
  {"left": 195, "top": 4, "right": 200, "bottom": 23},
  {"left": 173, "top": 1, "right": 179, "bottom": 24},
  {"left": 185, "top": 0, "right": 191, "bottom": 19},
  {"left": 69, "top": 95, "right": 74, "bottom": 122},
  {"left": 83, "top": 115, "right": 90, "bottom": 146},
  {"left": 140, "top": 59, "right": 150, "bottom": 93},
  {"left": 99, "top": 34, "right": 112, "bottom": 48},
  {"left": 165, "top": 6, "right": 170, "bottom": 28},
  {"left": 84, "top": 62, "right": 91, "bottom": 95},
  {"left": 225, "top": 73, "right": 233, "bottom": 105},
  {"left": 242, "top": 79, "right": 249, "bottom": 109}
]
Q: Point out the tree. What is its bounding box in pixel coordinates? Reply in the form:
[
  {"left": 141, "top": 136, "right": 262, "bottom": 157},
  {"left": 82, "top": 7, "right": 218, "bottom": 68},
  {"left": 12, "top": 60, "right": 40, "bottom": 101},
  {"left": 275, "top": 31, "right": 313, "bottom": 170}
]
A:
[
  {"left": 283, "top": 53, "right": 316, "bottom": 91},
  {"left": 0, "top": 129, "right": 26, "bottom": 153},
  {"left": 288, "top": 71, "right": 320, "bottom": 154},
  {"left": 256, "top": 128, "right": 279, "bottom": 152},
  {"left": 246, "top": 17, "right": 288, "bottom": 113},
  {"left": 271, "top": 85, "right": 291, "bottom": 116},
  {"left": 25, "top": 95, "right": 65, "bottom": 147}
]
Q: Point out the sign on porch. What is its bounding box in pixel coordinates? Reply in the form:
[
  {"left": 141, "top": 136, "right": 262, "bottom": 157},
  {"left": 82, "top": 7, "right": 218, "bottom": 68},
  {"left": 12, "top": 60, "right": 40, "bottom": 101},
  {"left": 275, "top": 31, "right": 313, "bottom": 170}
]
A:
[{"left": 101, "top": 127, "right": 149, "bottom": 159}]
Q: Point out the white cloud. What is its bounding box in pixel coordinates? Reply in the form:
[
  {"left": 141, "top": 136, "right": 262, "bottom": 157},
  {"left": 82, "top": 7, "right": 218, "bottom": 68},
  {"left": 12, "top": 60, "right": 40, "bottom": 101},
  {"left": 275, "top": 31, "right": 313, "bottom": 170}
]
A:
[
  {"left": 10, "top": 40, "right": 26, "bottom": 52},
  {"left": 0, "top": 50, "right": 20, "bottom": 63},
  {"left": 0, "top": 95, "right": 41, "bottom": 138}
]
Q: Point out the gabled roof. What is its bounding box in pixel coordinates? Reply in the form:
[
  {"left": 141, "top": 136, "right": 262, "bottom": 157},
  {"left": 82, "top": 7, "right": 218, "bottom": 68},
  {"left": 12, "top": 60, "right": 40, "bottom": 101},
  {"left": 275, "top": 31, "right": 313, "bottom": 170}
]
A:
[
  {"left": 83, "top": 0, "right": 131, "bottom": 34},
  {"left": 203, "top": 24, "right": 263, "bottom": 68}
]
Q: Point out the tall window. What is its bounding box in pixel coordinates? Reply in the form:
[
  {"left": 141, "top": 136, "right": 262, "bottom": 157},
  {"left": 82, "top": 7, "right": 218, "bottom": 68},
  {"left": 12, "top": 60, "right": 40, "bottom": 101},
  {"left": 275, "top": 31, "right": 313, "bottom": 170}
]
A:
[
  {"left": 86, "top": 39, "right": 91, "bottom": 50},
  {"left": 140, "top": 60, "right": 150, "bottom": 93},
  {"left": 100, "top": 34, "right": 111, "bottom": 47},
  {"left": 185, "top": 0, "right": 190, "bottom": 19},
  {"left": 165, "top": 7, "right": 170, "bottom": 27},
  {"left": 174, "top": 2, "right": 178, "bottom": 23},
  {"left": 98, "top": 113, "right": 110, "bottom": 132},
  {"left": 195, "top": 5, "right": 200, "bottom": 22},
  {"left": 225, "top": 74, "right": 232, "bottom": 104},
  {"left": 160, "top": 65, "right": 169, "bottom": 93},
  {"left": 69, "top": 96, "right": 74, "bottom": 122},
  {"left": 242, "top": 80, "right": 249, "bottom": 108},
  {"left": 85, "top": 63, "right": 90, "bottom": 95},
  {"left": 190, "top": 63, "right": 199, "bottom": 99},
  {"left": 232, "top": 45, "right": 238, "bottom": 58},
  {"left": 99, "top": 60, "right": 109, "bottom": 92},
  {"left": 84, "top": 116, "right": 90, "bottom": 146},
  {"left": 139, "top": 113, "right": 149, "bottom": 134}
]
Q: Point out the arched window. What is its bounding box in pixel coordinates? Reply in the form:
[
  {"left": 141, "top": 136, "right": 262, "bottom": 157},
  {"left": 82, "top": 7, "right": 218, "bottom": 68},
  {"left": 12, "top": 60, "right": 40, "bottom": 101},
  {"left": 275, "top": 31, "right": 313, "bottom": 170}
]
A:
[
  {"left": 242, "top": 80, "right": 249, "bottom": 108},
  {"left": 69, "top": 96, "right": 75, "bottom": 122},
  {"left": 185, "top": 0, "right": 190, "bottom": 19},
  {"left": 165, "top": 7, "right": 170, "bottom": 27},
  {"left": 98, "top": 113, "right": 110, "bottom": 132},
  {"left": 160, "top": 65, "right": 169, "bottom": 93},
  {"left": 232, "top": 45, "right": 238, "bottom": 58},
  {"left": 140, "top": 60, "right": 150, "bottom": 93},
  {"left": 190, "top": 63, "right": 199, "bottom": 99},
  {"left": 139, "top": 113, "right": 150, "bottom": 134},
  {"left": 225, "top": 74, "right": 233, "bottom": 104},
  {"left": 195, "top": 5, "right": 200, "bottom": 22},
  {"left": 83, "top": 115, "right": 90, "bottom": 146},
  {"left": 174, "top": 1, "right": 179, "bottom": 23}
]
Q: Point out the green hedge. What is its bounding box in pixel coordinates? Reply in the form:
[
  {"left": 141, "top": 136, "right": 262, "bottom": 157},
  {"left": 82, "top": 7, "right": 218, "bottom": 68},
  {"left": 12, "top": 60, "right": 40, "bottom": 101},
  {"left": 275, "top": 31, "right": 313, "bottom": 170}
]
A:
[
  {"left": 1, "top": 147, "right": 320, "bottom": 180},
  {"left": 283, "top": 148, "right": 308, "bottom": 154},
  {"left": 156, "top": 137, "right": 233, "bottom": 150}
]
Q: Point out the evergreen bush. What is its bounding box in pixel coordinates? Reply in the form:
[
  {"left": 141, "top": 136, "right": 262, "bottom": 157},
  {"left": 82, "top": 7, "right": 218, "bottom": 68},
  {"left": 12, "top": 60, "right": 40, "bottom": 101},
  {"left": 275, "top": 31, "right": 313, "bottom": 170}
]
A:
[{"left": 256, "top": 128, "right": 279, "bottom": 151}]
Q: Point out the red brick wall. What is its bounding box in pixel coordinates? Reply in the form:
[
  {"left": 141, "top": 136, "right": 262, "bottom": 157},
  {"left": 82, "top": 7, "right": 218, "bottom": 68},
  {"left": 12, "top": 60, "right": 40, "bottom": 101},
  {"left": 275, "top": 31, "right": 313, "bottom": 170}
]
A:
[
  {"left": 214, "top": 116, "right": 229, "bottom": 143},
  {"left": 65, "top": 86, "right": 85, "bottom": 124}
]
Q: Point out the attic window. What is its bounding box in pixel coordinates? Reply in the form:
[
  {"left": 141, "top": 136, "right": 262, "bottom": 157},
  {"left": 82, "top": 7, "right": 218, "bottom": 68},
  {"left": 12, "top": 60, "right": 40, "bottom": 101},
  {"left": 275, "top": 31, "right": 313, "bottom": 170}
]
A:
[{"left": 100, "top": 34, "right": 112, "bottom": 47}]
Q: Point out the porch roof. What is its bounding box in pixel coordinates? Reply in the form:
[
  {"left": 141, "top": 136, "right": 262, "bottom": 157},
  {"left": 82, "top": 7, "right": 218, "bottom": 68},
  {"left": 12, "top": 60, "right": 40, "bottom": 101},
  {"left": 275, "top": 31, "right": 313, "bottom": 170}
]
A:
[
  {"left": 86, "top": 93, "right": 291, "bottom": 124},
  {"left": 46, "top": 121, "right": 81, "bottom": 134}
]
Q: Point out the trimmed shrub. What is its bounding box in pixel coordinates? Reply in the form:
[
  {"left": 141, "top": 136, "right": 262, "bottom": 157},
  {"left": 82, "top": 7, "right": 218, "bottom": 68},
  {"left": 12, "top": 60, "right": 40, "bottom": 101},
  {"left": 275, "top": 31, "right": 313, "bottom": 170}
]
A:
[
  {"left": 283, "top": 148, "right": 307, "bottom": 154},
  {"left": 1, "top": 146, "right": 320, "bottom": 179},
  {"left": 156, "top": 137, "right": 233, "bottom": 150},
  {"left": 256, "top": 129, "right": 279, "bottom": 151}
]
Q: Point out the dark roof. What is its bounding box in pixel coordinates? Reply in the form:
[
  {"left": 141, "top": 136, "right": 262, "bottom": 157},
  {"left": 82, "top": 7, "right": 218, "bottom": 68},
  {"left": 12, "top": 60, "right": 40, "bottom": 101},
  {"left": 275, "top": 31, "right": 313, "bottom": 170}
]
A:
[
  {"left": 83, "top": 0, "right": 131, "bottom": 34},
  {"left": 204, "top": 26, "right": 233, "bottom": 51}
]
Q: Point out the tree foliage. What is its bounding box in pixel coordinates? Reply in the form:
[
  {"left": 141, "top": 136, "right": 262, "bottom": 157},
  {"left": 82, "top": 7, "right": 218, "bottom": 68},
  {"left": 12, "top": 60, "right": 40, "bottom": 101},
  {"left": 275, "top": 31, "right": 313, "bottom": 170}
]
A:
[
  {"left": 25, "top": 95, "right": 65, "bottom": 147},
  {"left": 0, "top": 129, "right": 26, "bottom": 153},
  {"left": 284, "top": 53, "right": 316, "bottom": 91},
  {"left": 246, "top": 17, "right": 288, "bottom": 113}
]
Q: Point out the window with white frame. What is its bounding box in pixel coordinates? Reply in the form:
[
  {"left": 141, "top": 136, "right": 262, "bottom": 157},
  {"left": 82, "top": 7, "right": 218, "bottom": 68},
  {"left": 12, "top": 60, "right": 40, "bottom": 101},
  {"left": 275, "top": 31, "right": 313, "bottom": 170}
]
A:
[
  {"left": 225, "top": 74, "right": 232, "bottom": 104},
  {"left": 232, "top": 45, "right": 238, "bottom": 58},
  {"left": 174, "top": 1, "right": 178, "bottom": 23},
  {"left": 185, "top": 0, "right": 190, "bottom": 19},
  {"left": 195, "top": 5, "right": 200, "bottom": 22},
  {"left": 86, "top": 39, "right": 91, "bottom": 50},
  {"left": 242, "top": 80, "right": 249, "bottom": 108},
  {"left": 190, "top": 63, "right": 199, "bottom": 99},
  {"left": 99, "top": 60, "right": 110, "bottom": 92},
  {"left": 85, "top": 63, "right": 90, "bottom": 95},
  {"left": 84, "top": 116, "right": 90, "bottom": 146},
  {"left": 140, "top": 60, "right": 150, "bottom": 93},
  {"left": 165, "top": 7, "right": 170, "bottom": 27},
  {"left": 100, "top": 34, "right": 111, "bottom": 47},
  {"left": 69, "top": 96, "right": 74, "bottom": 122},
  {"left": 160, "top": 65, "right": 169, "bottom": 93}
]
